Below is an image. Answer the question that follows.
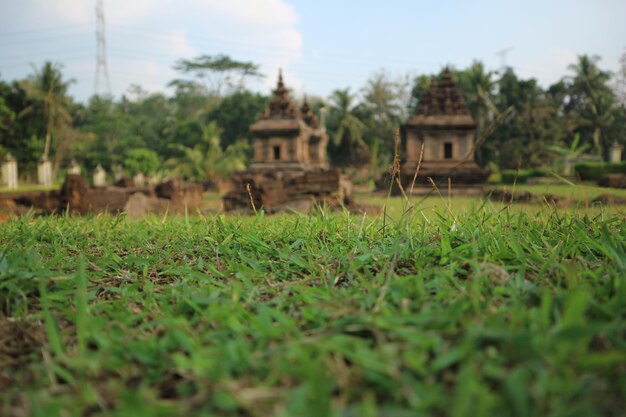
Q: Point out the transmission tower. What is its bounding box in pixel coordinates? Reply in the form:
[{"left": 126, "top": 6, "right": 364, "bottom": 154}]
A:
[
  {"left": 94, "top": 0, "right": 112, "bottom": 96},
  {"left": 495, "top": 46, "right": 514, "bottom": 73}
]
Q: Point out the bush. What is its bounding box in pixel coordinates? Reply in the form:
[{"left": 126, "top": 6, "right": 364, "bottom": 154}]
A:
[
  {"left": 123, "top": 148, "right": 160, "bottom": 176},
  {"left": 500, "top": 168, "right": 548, "bottom": 184},
  {"left": 574, "top": 161, "right": 626, "bottom": 181}
]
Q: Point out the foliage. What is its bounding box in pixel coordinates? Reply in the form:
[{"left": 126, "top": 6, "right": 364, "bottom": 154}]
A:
[
  {"left": 18, "top": 62, "right": 74, "bottom": 163},
  {"left": 547, "top": 133, "right": 590, "bottom": 159},
  {"left": 500, "top": 168, "right": 549, "bottom": 184},
  {"left": 0, "top": 96, "right": 14, "bottom": 132},
  {"left": 166, "top": 121, "right": 248, "bottom": 180},
  {"left": 565, "top": 55, "right": 620, "bottom": 157},
  {"left": 1, "top": 206, "right": 625, "bottom": 416},
  {"left": 208, "top": 91, "right": 268, "bottom": 149},
  {"left": 172, "top": 54, "right": 262, "bottom": 97},
  {"left": 1, "top": 53, "right": 625, "bottom": 180},
  {"left": 326, "top": 88, "right": 369, "bottom": 167},
  {"left": 574, "top": 161, "right": 626, "bottom": 181},
  {"left": 614, "top": 48, "right": 626, "bottom": 107},
  {"left": 123, "top": 148, "right": 160, "bottom": 176}
]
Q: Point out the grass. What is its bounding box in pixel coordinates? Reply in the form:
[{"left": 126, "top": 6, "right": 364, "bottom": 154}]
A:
[
  {"left": 0, "top": 184, "right": 59, "bottom": 194},
  {"left": 495, "top": 182, "right": 626, "bottom": 200},
  {"left": 1, "top": 199, "right": 625, "bottom": 417}
]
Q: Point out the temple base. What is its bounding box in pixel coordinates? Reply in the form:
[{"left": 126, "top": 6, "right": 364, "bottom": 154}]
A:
[
  {"left": 377, "top": 160, "right": 489, "bottom": 194},
  {"left": 223, "top": 167, "right": 352, "bottom": 213}
]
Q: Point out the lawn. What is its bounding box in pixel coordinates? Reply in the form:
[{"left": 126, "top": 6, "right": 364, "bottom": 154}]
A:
[
  {"left": 496, "top": 182, "right": 626, "bottom": 200},
  {"left": 1, "top": 203, "right": 625, "bottom": 416}
]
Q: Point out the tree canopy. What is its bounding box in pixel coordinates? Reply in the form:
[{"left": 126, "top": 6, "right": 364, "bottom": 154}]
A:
[{"left": 1, "top": 53, "right": 624, "bottom": 181}]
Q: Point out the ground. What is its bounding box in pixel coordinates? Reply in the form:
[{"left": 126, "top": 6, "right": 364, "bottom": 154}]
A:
[{"left": 0, "top": 187, "right": 625, "bottom": 416}]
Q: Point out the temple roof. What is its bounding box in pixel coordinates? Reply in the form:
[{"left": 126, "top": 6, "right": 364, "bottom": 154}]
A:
[
  {"left": 405, "top": 68, "right": 476, "bottom": 129},
  {"left": 300, "top": 96, "right": 319, "bottom": 128},
  {"left": 251, "top": 70, "right": 300, "bottom": 133}
]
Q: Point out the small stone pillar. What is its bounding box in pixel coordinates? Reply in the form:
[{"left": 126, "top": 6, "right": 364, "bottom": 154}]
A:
[
  {"left": 68, "top": 159, "right": 81, "bottom": 175},
  {"left": 610, "top": 142, "right": 623, "bottom": 163},
  {"left": 1, "top": 152, "right": 18, "bottom": 189},
  {"left": 133, "top": 172, "right": 145, "bottom": 187},
  {"left": 38, "top": 156, "right": 52, "bottom": 187},
  {"left": 113, "top": 164, "right": 124, "bottom": 182},
  {"left": 93, "top": 164, "right": 107, "bottom": 187}
]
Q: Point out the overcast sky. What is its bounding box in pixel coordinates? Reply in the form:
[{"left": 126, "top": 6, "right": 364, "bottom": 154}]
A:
[{"left": 1, "top": 0, "right": 625, "bottom": 103}]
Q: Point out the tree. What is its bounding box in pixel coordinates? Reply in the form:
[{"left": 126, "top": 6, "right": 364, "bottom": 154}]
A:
[
  {"left": 0, "top": 96, "right": 14, "bottom": 135},
  {"left": 123, "top": 148, "right": 160, "bottom": 176},
  {"left": 123, "top": 88, "right": 172, "bottom": 158},
  {"left": 326, "top": 88, "right": 369, "bottom": 167},
  {"left": 454, "top": 61, "right": 497, "bottom": 133},
  {"left": 165, "top": 121, "right": 248, "bottom": 180},
  {"left": 488, "top": 68, "right": 565, "bottom": 168},
  {"left": 75, "top": 95, "right": 131, "bottom": 170},
  {"left": 171, "top": 54, "right": 262, "bottom": 98},
  {"left": 408, "top": 74, "right": 432, "bottom": 115},
  {"left": 19, "top": 62, "right": 74, "bottom": 161},
  {"left": 208, "top": 90, "right": 268, "bottom": 149},
  {"left": 361, "top": 70, "right": 405, "bottom": 158},
  {"left": 565, "top": 55, "right": 616, "bottom": 156},
  {"left": 614, "top": 49, "right": 626, "bottom": 107}
]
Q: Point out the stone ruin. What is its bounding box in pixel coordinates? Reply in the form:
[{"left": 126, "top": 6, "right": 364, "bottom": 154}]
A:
[
  {"left": 0, "top": 174, "right": 204, "bottom": 219},
  {"left": 379, "top": 68, "right": 489, "bottom": 193},
  {"left": 223, "top": 71, "right": 354, "bottom": 213}
]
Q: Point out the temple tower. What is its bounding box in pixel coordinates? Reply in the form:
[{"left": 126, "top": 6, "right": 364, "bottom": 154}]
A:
[
  {"left": 249, "top": 71, "right": 328, "bottom": 171},
  {"left": 402, "top": 68, "right": 488, "bottom": 185}
]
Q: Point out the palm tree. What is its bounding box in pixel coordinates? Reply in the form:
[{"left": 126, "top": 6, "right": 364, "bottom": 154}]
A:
[
  {"left": 19, "top": 62, "right": 74, "bottom": 160},
  {"left": 166, "top": 122, "right": 248, "bottom": 180},
  {"left": 566, "top": 55, "right": 615, "bottom": 155},
  {"left": 458, "top": 61, "right": 497, "bottom": 131},
  {"left": 327, "top": 88, "right": 368, "bottom": 166},
  {"left": 361, "top": 71, "right": 404, "bottom": 154}
]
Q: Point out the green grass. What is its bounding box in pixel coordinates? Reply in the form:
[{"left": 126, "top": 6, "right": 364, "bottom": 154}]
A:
[
  {"left": 358, "top": 191, "right": 626, "bottom": 221},
  {"left": 0, "top": 183, "right": 59, "bottom": 194},
  {"left": 1, "top": 204, "right": 625, "bottom": 416},
  {"left": 496, "top": 182, "right": 626, "bottom": 200}
]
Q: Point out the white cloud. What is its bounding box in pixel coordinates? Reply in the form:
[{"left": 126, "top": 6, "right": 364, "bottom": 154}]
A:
[
  {"left": 195, "top": 0, "right": 298, "bottom": 26},
  {"left": 161, "top": 31, "right": 197, "bottom": 58}
]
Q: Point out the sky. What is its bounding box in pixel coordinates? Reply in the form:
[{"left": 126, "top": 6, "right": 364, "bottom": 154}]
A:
[{"left": 1, "top": 0, "right": 625, "bottom": 103}]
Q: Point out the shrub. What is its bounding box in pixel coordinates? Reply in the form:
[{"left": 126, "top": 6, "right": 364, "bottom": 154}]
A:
[
  {"left": 123, "top": 148, "right": 160, "bottom": 176},
  {"left": 500, "top": 168, "right": 548, "bottom": 184},
  {"left": 574, "top": 161, "right": 626, "bottom": 181}
]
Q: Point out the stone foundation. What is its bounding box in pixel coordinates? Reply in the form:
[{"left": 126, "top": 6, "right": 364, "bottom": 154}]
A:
[
  {"left": 223, "top": 168, "right": 353, "bottom": 213},
  {"left": 377, "top": 161, "right": 489, "bottom": 195},
  {"left": 0, "top": 175, "right": 204, "bottom": 218}
]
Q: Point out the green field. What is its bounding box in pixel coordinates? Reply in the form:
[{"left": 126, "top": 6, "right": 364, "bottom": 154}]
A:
[{"left": 1, "top": 202, "right": 626, "bottom": 416}]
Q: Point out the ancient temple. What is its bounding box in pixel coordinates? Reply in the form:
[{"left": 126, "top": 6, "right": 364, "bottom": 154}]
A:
[
  {"left": 223, "top": 72, "right": 350, "bottom": 213},
  {"left": 249, "top": 71, "right": 328, "bottom": 171},
  {"left": 399, "top": 68, "right": 488, "bottom": 187}
]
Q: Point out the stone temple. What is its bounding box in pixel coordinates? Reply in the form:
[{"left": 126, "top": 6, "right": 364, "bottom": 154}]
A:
[
  {"left": 223, "top": 72, "right": 351, "bottom": 213},
  {"left": 389, "top": 68, "right": 488, "bottom": 190},
  {"left": 249, "top": 71, "right": 329, "bottom": 171}
]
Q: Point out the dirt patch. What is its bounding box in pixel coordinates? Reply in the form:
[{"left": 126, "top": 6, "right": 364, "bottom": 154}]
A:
[{"left": 0, "top": 318, "right": 46, "bottom": 390}]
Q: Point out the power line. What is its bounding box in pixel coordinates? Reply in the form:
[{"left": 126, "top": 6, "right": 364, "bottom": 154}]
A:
[
  {"left": 94, "top": 0, "right": 111, "bottom": 96},
  {"left": 0, "top": 24, "right": 90, "bottom": 36}
]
